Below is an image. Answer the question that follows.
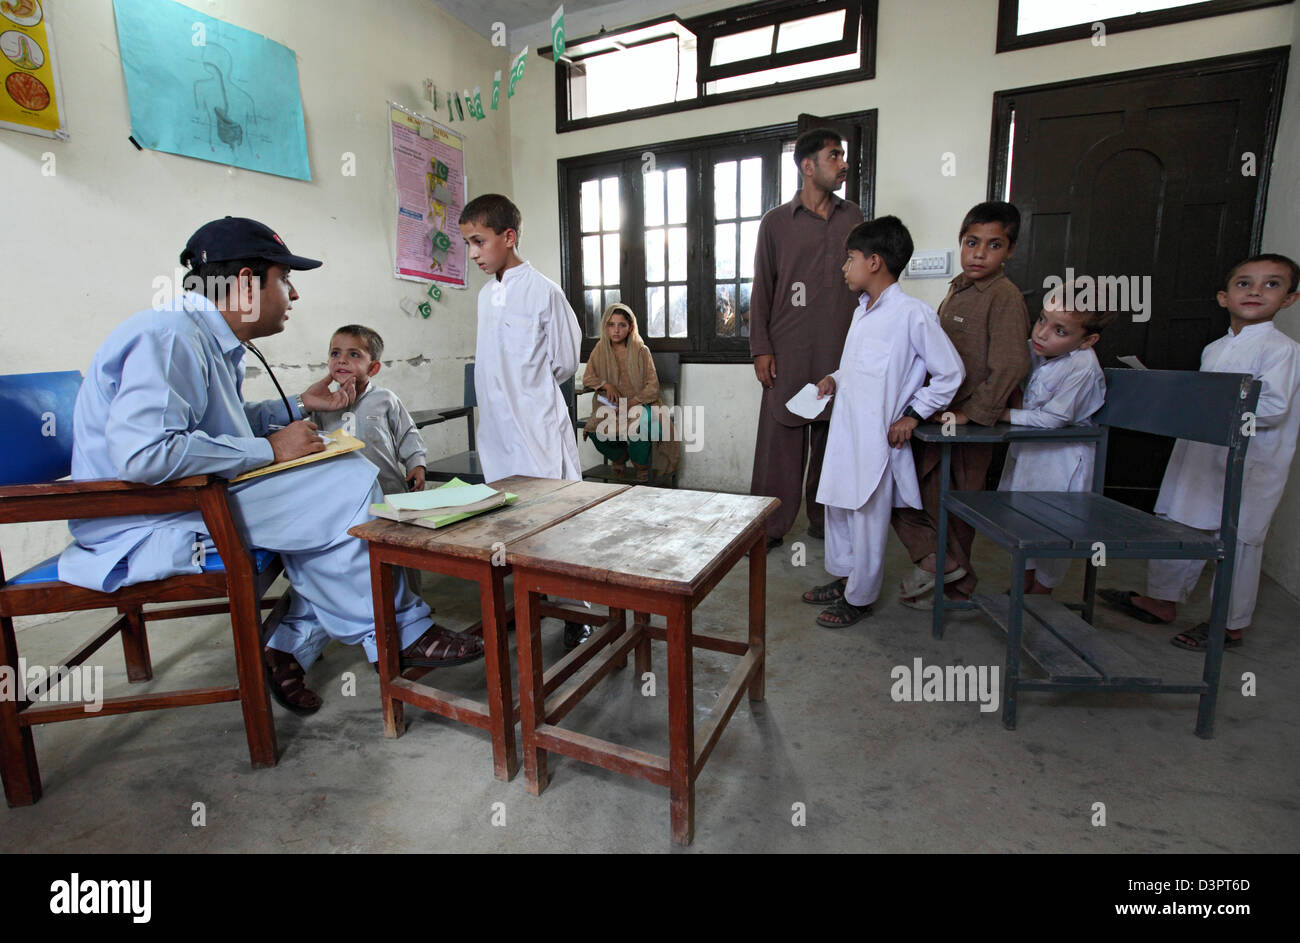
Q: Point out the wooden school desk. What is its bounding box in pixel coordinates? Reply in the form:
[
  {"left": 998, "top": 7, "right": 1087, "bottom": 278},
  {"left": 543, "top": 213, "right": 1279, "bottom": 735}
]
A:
[
  {"left": 505, "top": 487, "right": 778, "bottom": 845},
  {"left": 348, "top": 476, "right": 629, "bottom": 780}
]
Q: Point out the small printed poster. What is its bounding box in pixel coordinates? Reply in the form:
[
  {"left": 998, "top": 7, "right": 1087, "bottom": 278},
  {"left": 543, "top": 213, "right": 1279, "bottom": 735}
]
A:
[
  {"left": 0, "top": 0, "right": 69, "bottom": 139},
  {"left": 389, "top": 101, "right": 466, "bottom": 287}
]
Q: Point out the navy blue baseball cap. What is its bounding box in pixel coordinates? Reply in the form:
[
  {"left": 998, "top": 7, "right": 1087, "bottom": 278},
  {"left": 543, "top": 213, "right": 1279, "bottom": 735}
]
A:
[{"left": 180, "top": 216, "right": 323, "bottom": 270}]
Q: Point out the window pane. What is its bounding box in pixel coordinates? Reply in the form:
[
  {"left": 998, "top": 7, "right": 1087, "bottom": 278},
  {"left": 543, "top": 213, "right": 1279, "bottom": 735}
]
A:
[
  {"left": 740, "top": 220, "right": 759, "bottom": 278},
  {"left": 667, "top": 226, "right": 687, "bottom": 282},
  {"left": 781, "top": 141, "right": 797, "bottom": 201},
  {"left": 711, "top": 25, "right": 774, "bottom": 66},
  {"left": 668, "top": 285, "right": 688, "bottom": 338},
  {"left": 775, "top": 10, "right": 846, "bottom": 53},
  {"left": 716, "top": 283, "right": 737, "bottom": 336},
  {"left": 604, "top": 289, "right": 621, "bottom": 314},
  {"left": 645, "top": 227, "right": 665, "bottom": 282},
  {"left": 646, "top": 285, "right": 665, "bottom": 338},
  {"left": 1018, "top": 0, "right": 1203, "bottom": 35},
  {"left": 666, "top": 167, "right": 687, "bottom": 225},
  {"left": 601, "top": 177, "right": 620, "bottom": 230},
  {"left": 706, "top": 49, "right": 860, "bottom": 95},
  {"left": 602, "top": 233, "right": 620, "bottom": 284},
  {"left": 572, "top": 34, "right": 697, "bottom": 120},
  {"left": 584, "top": 289, "right": 601, "bottom": 335},
  {"left": 580, "top": 179, "right": 601, "bottom": 232},
  {"left": 582, "top": 235, "right": 602, "bottom": 285},
  {"left": 644, "top": 170, "right": 664, "bottom": 228},
  {"left": 715, "top": 222, "right": 736, "bottom": 279},
  {"left": 738, "top": 281, "right": 752, "bottom": 336},
  {"left": 740, "top": 157, "right": 762, "bottom": 217},
  {"left": 714, "top": 160, "right": 737, "bottom": 220}
]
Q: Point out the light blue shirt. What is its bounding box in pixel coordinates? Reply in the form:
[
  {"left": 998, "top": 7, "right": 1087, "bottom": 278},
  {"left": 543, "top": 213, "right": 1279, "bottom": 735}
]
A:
[{"left": 58, "top": 293, "right": 305, "bottom": 591}]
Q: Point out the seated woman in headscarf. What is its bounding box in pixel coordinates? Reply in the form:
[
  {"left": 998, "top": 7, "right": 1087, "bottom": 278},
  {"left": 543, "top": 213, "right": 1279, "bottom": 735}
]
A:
[{"left": 581, "top": 303, "right": 681, "bottom": 482}]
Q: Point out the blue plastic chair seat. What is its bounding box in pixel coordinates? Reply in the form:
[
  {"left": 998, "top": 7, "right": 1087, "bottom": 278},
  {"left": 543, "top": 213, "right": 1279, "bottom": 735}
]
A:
[{"left": 5, "top": 548, "right": 279, "bottom": 587}]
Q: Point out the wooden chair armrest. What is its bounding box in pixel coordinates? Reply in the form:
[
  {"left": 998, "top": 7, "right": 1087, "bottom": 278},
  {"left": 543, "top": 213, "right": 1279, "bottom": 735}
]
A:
[{"left": 0, "top": 475, "right": 220, "bottom": 525}]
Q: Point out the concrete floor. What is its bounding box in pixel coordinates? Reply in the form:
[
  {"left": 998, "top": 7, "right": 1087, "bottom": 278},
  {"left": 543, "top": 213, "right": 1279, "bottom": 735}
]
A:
[{"left": 3, "top": 512, "right": 1298, "bottom": 853}]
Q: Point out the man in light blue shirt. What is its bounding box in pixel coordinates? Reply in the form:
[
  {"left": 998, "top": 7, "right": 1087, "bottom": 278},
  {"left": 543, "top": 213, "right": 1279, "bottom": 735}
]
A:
[{"left": 59, "top": 217, "right": 482, "bottom": 713}]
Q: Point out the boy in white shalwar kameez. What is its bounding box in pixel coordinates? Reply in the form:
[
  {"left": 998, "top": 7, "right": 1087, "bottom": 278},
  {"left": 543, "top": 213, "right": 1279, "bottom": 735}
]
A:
[
  {"left": 802, "top": 216, "right": 965, "bottom": 627},
  {"left": 458, "top": 194, "right": 592, "bottom": 648},
  {"left": 997, "top": 297, "right": 1112, "bottom": 594},
  {"left": 1101, "top": 254, "right": 1300, "bottom": 650}
]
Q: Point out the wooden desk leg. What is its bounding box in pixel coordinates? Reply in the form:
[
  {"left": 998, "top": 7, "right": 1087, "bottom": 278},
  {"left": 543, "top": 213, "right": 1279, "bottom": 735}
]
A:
[
  {"left": 634, "top": 610, "right": 652, "bottom": 681},
  {"left": 748, "top": 531, "right": 766, "bottom": 702},
  {"left": 370, "top": 552, "right": 404, "bottom": 739},
  {"left": 479, "top": 565, "right": 518, "bottom": 780},
  {"left": 667, "top": 599, "right": 695, "bottom": 845},
  {"left": 515, "top": 583, "right": 549, "bottom": 795},
  {"left": 0, "top": 614, "right": 41, "bottom": 806},
  {"left": 609, "top": 607, "right": 628, "bottom": 670}
]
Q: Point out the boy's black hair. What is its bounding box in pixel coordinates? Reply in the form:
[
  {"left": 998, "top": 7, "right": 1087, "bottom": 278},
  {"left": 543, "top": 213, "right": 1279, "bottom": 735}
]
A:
[
  {"left": 333, "top": 324, "right": 384, "bottom": 362},
  {"left": 845, "top": 216, "right": 914, "bottom": 279},
  {"left": 959, "top": 200, "right": 1021, "bottom": 245},
  {"left": 459, "top": 193, "right": 522, "bottom": 238},
  {"left": 793, "top": 127, "right": 843, "bottom": 170},
  {"left": 182, "top": 258, "right": 271, "bottom": 305},
  {"left": 1225, "top": 253, "right": 1300, "bottom": 294}
]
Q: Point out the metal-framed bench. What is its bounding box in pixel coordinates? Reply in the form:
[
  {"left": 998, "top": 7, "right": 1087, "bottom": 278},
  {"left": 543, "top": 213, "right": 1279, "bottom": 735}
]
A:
[{"left": 920, "top": 368, "right": 1259, "bottom": 738}]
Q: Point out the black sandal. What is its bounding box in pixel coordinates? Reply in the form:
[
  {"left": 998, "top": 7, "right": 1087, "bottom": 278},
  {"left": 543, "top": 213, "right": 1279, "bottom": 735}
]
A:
[
  {"left": 1171, "top": 622, "right": 1243, "bottom": 651},
  {"left": 262, "top": 647, "right": 323, "bottom": 715},
  {"left": 802, "top": 578, "right": 847, "bottom": 605},
  {"left": 1098, "top": 589, "right": 1172, "bottom": 625},
  {"left": 400, "top": 624, "right": 485, "bottom": 668},
  {"left": 816, "top": 598, "right": 871, "bottom": 628}
]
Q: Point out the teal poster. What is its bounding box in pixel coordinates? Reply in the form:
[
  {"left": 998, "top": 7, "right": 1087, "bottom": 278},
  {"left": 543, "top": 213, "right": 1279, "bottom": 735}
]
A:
[{"left": 112, "top": 0, "right": 310, "bottom": 180}]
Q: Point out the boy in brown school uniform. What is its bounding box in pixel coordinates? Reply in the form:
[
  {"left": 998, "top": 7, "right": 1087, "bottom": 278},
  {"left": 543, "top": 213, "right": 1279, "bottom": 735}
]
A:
[{"left": 891, "top": 201, "right": 1032, "bottom": 607}]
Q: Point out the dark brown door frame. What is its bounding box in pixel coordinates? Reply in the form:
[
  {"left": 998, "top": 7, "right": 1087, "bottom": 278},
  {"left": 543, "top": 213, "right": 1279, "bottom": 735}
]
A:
[{"left": 986, "top": 46, "right": 1291, "bottom": 250}]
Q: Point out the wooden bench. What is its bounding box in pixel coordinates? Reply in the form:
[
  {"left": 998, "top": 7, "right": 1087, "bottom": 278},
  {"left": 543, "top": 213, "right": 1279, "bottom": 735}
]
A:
[{"left": 918, "top": 368, "right": 1260, "bottom": 738}]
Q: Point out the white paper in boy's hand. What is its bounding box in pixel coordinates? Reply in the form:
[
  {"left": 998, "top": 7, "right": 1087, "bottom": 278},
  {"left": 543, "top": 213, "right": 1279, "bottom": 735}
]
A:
[
  {"left": 1117, "top": 355, "right": 1148, "bottom": 370},
  {"left": 787, "top": 383, "right": 831, "bottom": 419}
]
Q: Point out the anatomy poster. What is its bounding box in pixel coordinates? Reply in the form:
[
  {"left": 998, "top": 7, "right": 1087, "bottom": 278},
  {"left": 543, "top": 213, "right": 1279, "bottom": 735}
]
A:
[
  {"left": 112, "top": 0, "right": 310, "bottom": 181},
  {"left": 0, "top": 0, "right": 68, "bottom": 139},
  {"left": 389, "top": 101, "right": 466, "bottom": 287}
]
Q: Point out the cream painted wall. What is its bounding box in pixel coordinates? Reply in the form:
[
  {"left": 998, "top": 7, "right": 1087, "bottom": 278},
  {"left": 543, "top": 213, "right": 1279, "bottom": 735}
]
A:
[
  {"left": 1261, "top": 10, "right": 1300, "bottom": 592},
  {"left": 510, "top": 0, "right": 1297, "bottom": 494},
  {"left": 0, "top": 0, "right": 511, "bottom": 603}
]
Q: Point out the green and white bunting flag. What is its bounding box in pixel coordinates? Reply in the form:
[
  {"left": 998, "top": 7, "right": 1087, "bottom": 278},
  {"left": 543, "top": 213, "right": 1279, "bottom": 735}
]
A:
[
  {"left": 491, "top": 70, "right": 501, "bottom": 110},
  {"left": 551, "top": 6, "right": 566, "bottom": 59},
  {"left": 471, "top": 86, "right": 484, "bottom": 119},
  {"left": 508, "top": 46, "right": 528, "bottom": 98},
  {"left": 453, "top": 91, "right": 465, "bottom": 121}
]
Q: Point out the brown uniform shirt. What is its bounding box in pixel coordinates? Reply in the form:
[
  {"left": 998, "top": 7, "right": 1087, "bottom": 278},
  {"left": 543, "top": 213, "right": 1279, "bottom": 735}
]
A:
[
  {"left": 937, "top": 268, "right": 1032, "bottom": 426},
  {"left": 749, "top": 191, "right": 864, "bottom": 427}
]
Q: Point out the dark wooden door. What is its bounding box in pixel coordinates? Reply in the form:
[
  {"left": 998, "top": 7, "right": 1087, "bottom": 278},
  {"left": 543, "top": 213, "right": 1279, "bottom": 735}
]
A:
[{"left": 990, "top": 48, "right": 1288, "bottom": 508}]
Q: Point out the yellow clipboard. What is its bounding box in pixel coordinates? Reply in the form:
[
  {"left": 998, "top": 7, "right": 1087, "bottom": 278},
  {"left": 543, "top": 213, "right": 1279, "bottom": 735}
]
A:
[{"left": 231, "top": 429, "right": 366, "bottom": 483}]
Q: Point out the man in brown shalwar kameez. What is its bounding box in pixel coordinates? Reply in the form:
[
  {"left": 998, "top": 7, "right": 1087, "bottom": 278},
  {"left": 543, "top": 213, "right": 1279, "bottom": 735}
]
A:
[{"left": 749, "top": 128, "right": 864, "bottom": 550}]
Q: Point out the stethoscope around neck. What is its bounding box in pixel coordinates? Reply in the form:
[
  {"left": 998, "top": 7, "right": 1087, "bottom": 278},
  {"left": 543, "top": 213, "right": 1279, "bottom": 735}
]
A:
[{"left": 243, "top": 340, "right": 296, "bottom": 427}]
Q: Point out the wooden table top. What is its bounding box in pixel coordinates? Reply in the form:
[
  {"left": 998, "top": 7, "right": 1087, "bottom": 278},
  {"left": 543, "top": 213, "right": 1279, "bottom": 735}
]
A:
[
  {"left": 504, "top": 487, "right": 778, "bottom": 596},
  {"left": 348, "top": 476, "right": 630, "bottom": 562}
]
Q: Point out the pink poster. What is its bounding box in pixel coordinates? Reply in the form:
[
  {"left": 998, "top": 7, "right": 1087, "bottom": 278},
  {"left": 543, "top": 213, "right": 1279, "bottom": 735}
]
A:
[{"left": 389, "top": 101, "right": 466, "bottom": 286}]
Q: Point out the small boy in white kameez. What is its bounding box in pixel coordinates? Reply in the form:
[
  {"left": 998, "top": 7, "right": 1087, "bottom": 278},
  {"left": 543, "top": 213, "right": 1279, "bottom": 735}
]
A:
[
  {"left": 997, "top": 297, "right": 1112, "bottom": 594},
  {"left": 802, "top": 216, "right": 965, "bottom": 627},
  {"left": 1101, "top": 254, "right": 1300, "bottom": 650}
]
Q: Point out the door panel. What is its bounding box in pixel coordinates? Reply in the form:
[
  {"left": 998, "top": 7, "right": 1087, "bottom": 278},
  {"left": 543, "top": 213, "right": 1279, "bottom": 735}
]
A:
[{"left": 992, "top": 49, "right": 1288, "bottom": 508}]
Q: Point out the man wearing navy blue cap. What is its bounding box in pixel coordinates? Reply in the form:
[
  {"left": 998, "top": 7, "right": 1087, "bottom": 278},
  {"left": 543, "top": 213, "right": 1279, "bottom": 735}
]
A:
[{"left": 59, "top": 217, "right": 483, "bottom": 714}]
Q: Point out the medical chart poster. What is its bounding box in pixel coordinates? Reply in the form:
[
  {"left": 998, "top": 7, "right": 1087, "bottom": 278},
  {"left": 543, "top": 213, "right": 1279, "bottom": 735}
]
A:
[
  {"left": 112, "top": 0, "right": 311, "bottom": 181},
  {"left": 0, "top": 0, "right": 69, "bottom": 139},
  {"left": 390, "top": 102, "right": 466, "bottom": 287}
]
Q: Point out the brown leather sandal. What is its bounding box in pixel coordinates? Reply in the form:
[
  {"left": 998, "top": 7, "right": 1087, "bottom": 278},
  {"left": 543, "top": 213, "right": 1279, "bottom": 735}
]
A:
[
  {"left": 262, "top": 647, "right": 323, "bottom": 715},
  {"left": 400, "top": 624, "right": 485, "bottom": 669}
]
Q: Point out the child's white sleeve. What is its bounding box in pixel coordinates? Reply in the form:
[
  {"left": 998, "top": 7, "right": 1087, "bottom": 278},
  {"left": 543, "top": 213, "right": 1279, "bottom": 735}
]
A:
[
  {"left": 907, "top": 308, "right": 965, "bottom": 420},
  {"left": 543, "top": 287, "right": 582, "bottom": 385},
  {"left": 390, "top": 395, "right": 427, "bottom": 470},
  {"left": 1250, "top": 343, "right": 1300, "bottom": 430},
  {"left": 1009, "top": 363, "right": 1103, "bottom": 429}
]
